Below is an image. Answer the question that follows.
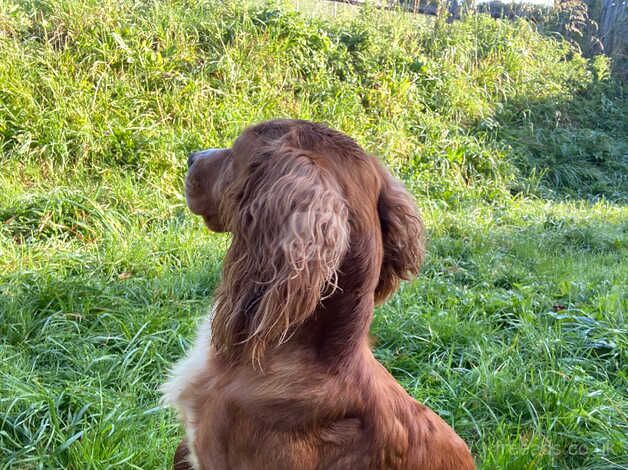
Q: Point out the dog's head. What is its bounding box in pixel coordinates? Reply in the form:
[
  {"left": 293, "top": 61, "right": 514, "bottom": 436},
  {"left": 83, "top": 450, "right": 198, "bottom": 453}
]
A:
[{"left": 186, "top": 120, "right": 424, "bottom": 362}]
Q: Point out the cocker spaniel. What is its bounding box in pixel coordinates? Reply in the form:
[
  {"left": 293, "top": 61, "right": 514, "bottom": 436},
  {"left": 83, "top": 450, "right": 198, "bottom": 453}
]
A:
[{"left": 162, "top": 120, "right": 474, "bottom": 469}]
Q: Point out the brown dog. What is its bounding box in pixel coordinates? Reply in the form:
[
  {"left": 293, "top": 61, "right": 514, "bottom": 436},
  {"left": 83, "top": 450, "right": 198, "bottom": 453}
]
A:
[{"left": 162, "top": 120, "right": 475, "bottom": 469}]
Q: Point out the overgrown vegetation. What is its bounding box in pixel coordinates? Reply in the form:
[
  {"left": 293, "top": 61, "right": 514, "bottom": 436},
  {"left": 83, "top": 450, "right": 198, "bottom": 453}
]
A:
[{"left": 0, "top": 0, "right": 626, "bottom": 468}]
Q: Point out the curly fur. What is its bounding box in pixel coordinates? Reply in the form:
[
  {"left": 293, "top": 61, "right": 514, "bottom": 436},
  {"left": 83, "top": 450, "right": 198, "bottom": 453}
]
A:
[{"left": 214, "top": 146, "right": 350, "bottom": 364}]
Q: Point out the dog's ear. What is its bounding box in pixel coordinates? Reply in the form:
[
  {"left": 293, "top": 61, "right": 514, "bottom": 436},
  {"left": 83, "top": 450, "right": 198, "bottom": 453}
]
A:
[
  {"left": 213, "top": 146, "right": 349, "bottom": 365},
  {"left": 374, "top": 162, "right": 425, "bottom": 304}
]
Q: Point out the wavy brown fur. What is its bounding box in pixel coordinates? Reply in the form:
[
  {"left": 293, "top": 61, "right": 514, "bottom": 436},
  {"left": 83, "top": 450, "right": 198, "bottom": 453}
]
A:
[
  {"left": 215, "top": 145, "right": 349, "bottom": 365},
  {"left": 163, "top": 119, "right": 475, "bottom": 470}
]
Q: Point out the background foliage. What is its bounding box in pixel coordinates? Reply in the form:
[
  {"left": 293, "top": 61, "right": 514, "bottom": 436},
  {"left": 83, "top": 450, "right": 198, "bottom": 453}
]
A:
[{"left": 0, "top": 0, "right": 626, "bottom": 468}]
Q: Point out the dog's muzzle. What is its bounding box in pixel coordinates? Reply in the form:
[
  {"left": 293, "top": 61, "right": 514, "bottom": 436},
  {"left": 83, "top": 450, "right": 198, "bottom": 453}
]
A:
[{"left": 187, "top": 148, "right": 224, "bottom": 168}]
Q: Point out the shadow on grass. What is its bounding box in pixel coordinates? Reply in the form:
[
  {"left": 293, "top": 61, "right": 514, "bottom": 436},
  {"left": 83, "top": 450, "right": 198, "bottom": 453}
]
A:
[
  {"left": 0, "top": 256, "right": 221, "bottom": 467},
  {"left": 491, "top": 75, "right": 627, "bottom": 202}
]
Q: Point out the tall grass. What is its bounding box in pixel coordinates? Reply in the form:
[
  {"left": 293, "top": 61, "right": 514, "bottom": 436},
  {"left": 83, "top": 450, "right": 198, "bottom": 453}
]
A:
[
  {"left": 1, "top": 0, "right": 625, "bottom": 197},
  {"left": 0, "top": 1, "right": 626, "bottom": 468}
]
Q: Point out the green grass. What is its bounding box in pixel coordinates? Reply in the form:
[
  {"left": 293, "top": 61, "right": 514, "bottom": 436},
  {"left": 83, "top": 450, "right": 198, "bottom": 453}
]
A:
[{"left": 0, "top": 0, "right": 626, "bottom": 468}]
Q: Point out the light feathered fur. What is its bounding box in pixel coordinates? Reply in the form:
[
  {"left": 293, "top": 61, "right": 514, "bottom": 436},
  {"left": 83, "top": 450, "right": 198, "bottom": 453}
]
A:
[{"left": 215, "top": 147, "right": 349, "bottom": 365}]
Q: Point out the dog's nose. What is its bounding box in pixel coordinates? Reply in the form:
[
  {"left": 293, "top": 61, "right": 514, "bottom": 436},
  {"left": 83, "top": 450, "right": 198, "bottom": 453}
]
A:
[
  {"left": 187, "top": 148, "right": 223, "bottom": 168},
  {"left": 187, "top": 152, "right": 199, "bottom": 168}
]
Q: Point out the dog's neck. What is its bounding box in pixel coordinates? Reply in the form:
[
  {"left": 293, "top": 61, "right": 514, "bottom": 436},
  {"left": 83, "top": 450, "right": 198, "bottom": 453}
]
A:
[
  {"left": 213, "top": 235, "right": 382, "bottom": 368},
  {"left": 298, "top": 241, "right": 382, "bottom": 363},
  {"left": 307, "top": 291, "right": 374, "bottom": 363}
]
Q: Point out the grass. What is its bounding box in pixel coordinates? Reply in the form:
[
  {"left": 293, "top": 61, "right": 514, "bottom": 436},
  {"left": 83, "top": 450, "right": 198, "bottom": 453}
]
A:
[{"left": 0, "top": 0, "right": 626, "bottom": 468}]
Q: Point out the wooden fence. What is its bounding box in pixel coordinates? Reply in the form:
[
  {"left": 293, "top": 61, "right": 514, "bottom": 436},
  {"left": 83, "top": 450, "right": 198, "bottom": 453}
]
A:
[{"left": 598, "top": 0, "right": 627, "bottom": 60}]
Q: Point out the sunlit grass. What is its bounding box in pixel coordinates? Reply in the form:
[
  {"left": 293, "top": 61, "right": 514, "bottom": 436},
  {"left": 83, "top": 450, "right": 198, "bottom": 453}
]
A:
[{"left": 0, "top": 0, "right": 626, "bottom": 468}]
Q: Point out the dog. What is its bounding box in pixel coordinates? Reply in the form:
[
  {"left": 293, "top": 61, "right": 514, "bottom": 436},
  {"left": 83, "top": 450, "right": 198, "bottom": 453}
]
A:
[{"left": 162, "top": 119, "right": 475, "bottom": 469}]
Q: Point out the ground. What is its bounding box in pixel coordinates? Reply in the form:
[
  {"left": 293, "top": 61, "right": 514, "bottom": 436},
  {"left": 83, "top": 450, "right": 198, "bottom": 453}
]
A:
[{"left": 0, "top": 0, "right": 626, "bottom": 468}]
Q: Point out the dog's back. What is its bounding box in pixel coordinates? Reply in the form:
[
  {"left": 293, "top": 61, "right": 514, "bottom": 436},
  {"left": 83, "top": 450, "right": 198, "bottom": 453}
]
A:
[{"left": 169, "top": 342, "right": 473, "bottom": 470}]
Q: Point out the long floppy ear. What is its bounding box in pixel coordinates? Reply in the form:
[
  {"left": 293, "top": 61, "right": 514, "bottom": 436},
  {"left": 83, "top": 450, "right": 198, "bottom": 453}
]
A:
[
  {"left": 374, "top": 163, "right": 425, "bottom": 304},
  {"left": 212, "top": 146, "right": 349, "bottom": 364}
]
